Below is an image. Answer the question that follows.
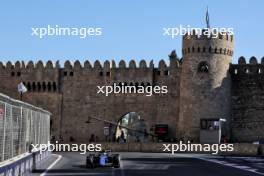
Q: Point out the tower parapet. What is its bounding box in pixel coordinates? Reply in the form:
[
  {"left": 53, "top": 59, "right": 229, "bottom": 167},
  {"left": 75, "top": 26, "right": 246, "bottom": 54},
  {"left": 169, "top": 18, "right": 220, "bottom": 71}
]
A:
[{"left": 182, "top": 31, "right": 234, "bottom": 57}]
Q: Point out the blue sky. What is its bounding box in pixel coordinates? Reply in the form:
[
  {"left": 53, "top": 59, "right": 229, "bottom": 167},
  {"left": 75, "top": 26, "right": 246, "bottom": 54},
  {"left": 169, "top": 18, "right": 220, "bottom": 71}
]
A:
[{"left": 0, "top": 0, "right": 263, "bottom": 65}]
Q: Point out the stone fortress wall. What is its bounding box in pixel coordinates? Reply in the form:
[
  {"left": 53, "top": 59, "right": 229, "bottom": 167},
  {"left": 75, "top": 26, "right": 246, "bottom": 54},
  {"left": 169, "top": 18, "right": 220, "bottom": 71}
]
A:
[
  {"left": 230, "top": 57, "right": 264, "bottom": 142},
  {"left": 0, "top": 58, "right": 181, "bottom": 142},
  {"left": 0, "top": 39, "right": 264, "bottom": 143}
]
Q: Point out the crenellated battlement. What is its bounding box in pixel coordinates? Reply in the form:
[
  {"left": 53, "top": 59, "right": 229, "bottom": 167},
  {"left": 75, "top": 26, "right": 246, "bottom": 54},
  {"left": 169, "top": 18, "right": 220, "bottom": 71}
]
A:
[
  {"left": 0, "top": 58, "right": 181, "bottom": 71},
  {"left": 0, "top": 60, "right": 61, "bottom": 70},
  {"left": 230, "top": 56, "right": 264, "bottom": 76},
  {"left": 3, "top": 56, "right": 264, "bottom": 77}
]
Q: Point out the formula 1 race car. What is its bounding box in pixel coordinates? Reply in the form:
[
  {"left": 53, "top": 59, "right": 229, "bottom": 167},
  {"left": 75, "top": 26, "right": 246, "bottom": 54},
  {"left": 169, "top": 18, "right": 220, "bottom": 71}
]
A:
[{"left": 86, "top": 150, "right": 120, "bottom": 168}]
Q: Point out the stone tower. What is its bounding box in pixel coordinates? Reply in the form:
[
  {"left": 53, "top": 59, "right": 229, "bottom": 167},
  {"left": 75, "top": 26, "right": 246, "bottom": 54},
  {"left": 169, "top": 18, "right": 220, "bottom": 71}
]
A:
[{"left": 178, "top": 30, "right": 234, "bottom": 142}]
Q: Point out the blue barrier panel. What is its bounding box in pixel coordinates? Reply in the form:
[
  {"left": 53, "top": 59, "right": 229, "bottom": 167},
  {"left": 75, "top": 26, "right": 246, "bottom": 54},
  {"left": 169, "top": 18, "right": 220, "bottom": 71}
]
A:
[
  {"left": 0, "top": 154, "right": 32, "bottom": 176},
  {"left": 0, "top": 150, "right": 50, "bottom": 176}
]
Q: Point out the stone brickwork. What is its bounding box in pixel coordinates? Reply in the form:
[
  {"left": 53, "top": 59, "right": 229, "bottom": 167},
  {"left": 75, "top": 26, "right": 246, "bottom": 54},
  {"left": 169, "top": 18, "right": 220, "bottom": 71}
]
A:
[
  {"left": 0, "top": 58, "right": 181, "bottom": 143},
  {"left": 178, "top": 32, "right": 234, "bottom": 142},
  {"left": 0, "top": 33, "right": 263, "bottom": 143},
  {"left": 230, "top": 57, "right": 264, "bottom": 142}
]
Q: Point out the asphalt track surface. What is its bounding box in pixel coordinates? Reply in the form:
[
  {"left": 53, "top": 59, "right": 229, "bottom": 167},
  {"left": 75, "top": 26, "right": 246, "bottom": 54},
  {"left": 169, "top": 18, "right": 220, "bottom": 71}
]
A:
[{"left": 33, "top": 152, "right": 264, "bottom": 176}]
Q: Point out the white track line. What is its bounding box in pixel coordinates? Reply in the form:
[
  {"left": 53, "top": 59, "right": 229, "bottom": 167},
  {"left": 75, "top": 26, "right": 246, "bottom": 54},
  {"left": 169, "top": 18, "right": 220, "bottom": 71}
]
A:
[
  {"left": 40, "top": 154, "right": 62, "bottom": 176},
  {"left": 198, "top": 157, "right": 264, "bottom": 176},
  {"left": 119, "top": 155, "right": 125, "bottom": 176}
]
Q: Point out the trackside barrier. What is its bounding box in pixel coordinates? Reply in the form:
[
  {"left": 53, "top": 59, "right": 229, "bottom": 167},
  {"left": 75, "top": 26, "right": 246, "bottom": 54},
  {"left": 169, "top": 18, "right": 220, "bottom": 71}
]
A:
[
  {"left": 0, "top": 93, "right": 51, "bottom": 175},
  {"left": 0, "top": 149, "right": 50, "bottom": 175}
]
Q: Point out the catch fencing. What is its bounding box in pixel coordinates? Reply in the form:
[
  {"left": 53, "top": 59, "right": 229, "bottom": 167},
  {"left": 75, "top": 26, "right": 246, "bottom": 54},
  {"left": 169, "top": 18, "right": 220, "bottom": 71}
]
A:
[{"left": 0, "top": 93, "right": 51, "bottom": 162}]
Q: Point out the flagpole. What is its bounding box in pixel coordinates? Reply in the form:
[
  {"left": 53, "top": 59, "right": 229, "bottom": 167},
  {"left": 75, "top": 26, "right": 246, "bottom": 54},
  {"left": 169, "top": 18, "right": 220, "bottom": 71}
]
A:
[{"left": 206, "top": 6, "right": 210, "bottom": 29}]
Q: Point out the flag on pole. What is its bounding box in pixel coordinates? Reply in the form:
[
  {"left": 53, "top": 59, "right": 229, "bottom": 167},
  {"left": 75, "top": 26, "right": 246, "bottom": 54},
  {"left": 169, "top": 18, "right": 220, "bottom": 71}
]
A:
[
  {"left": 206, "top": 6, "right": 210, "bottom": 29},
  {"left": 18, "top": 82, "right": 27, "bottom": 94}
]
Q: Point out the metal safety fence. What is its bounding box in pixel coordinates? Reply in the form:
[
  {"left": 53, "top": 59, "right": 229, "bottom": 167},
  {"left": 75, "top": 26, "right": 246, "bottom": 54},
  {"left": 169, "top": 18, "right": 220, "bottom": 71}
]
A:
[{"left": 0, "top": 93, "right": 51, "bottom": 163}]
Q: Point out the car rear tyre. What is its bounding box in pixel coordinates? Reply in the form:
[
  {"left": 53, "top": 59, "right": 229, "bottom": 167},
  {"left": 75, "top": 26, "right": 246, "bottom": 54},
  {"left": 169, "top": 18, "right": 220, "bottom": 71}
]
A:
[
  {"left": 112, "top": 154, "right": 120, "bottom": 168},
  {"left": 86, "top": 155, "right": 94, "bottom": 168}
]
